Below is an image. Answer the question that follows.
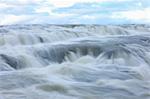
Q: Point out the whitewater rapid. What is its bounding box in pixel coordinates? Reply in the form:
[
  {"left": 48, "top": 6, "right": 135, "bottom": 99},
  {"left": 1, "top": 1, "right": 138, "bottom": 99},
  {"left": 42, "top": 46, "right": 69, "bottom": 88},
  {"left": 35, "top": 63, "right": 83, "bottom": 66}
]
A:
[{"left": 0, "top": 24, "right": 150, "bottom": 99}]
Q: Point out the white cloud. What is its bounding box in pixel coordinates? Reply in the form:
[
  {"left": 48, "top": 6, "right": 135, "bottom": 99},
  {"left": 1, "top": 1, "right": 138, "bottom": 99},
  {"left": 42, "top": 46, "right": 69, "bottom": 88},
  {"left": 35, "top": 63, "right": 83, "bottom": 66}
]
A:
[
  {"left": 0, "top": 3, "right": 15, "bottom": 8},
  {"left": 35, "top": 6, "right": 53, "bottom": 14},
  {"left": 0, "top": 0, "right": 129, "bottom": 6},
  {"left": 0, "top": 0, "right": 43, "bottom": 5},
  {"left": 35, "top": 6, "right": 76, "bottom": 17},
  {"left": 112, "top": 8, "right": 150, "bottom": 22},
  {"left": 0, "top": 14, "right": 33, "bottom": 25},
  {"left": 46, "top": 0, "right": 127, "bottom": 8},
  {"left": 0, "top": 0, "right": 149, "bottom": 24}
]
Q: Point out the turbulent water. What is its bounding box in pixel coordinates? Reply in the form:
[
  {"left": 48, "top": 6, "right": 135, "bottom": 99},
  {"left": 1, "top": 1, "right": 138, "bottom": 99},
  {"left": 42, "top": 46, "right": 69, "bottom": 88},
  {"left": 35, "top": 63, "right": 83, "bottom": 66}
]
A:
[{"left": 0, "top": 24, "right": 150, "bottom": 99}]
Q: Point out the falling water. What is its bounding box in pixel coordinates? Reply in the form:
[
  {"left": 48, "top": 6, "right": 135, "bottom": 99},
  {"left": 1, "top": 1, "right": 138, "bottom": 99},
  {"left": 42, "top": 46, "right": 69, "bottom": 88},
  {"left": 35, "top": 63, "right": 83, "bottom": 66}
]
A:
[{"left": 0, "top": 24, "right": 150, "bottom": 99}]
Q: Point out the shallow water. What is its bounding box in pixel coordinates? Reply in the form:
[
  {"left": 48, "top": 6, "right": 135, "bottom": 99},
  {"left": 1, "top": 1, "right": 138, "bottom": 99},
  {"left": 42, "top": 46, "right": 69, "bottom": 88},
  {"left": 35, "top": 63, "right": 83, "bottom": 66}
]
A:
[{"left": 0, "top": 24, "right": 150, "bottom": 99}]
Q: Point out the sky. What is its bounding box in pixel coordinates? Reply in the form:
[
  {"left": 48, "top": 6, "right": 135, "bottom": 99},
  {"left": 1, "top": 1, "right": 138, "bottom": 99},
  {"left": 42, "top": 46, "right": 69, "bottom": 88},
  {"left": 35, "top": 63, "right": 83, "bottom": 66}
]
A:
[{"left": 0, "top": 0, "right": 149, "bottom": 25}]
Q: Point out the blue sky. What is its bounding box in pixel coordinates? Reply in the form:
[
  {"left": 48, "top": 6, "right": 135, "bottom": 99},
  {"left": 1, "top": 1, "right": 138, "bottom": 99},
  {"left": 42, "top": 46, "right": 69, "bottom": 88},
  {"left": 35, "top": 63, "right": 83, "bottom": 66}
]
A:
[{"left": 0, "top": 0, "right": 149, "bottom": 25}]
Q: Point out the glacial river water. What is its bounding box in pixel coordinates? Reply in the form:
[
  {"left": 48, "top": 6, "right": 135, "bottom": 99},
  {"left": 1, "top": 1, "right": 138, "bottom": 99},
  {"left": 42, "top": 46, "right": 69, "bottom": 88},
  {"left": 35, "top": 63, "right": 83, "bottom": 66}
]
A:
[{"left": 0, "top": 25, "right": 150, "bottom": 99}]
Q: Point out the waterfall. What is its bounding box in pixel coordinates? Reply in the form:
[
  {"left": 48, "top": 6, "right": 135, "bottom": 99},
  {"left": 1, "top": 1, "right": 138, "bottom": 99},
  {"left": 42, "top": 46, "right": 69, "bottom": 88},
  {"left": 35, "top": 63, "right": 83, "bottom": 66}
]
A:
[{"left": 0, "top": 24, "right": 150, "bottom": 99}]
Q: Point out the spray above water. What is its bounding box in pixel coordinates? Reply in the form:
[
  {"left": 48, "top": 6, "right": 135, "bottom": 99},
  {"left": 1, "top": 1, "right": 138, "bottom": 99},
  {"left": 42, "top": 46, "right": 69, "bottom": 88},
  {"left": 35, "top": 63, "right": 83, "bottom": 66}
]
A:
[{"left": 0, "top": 25, "right": 150, "bottom": 99}]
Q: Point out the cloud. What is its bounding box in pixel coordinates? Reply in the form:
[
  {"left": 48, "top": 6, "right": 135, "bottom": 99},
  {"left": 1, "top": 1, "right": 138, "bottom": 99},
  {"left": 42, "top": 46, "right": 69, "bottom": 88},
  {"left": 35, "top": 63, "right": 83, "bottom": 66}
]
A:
[
  {"left": 112, "top": 8, "right": 150, "bottom": 23},
  {"left": 0, "top": 3, "right": 15, "bottom": 8},
  {"left": 46, "top": 0, "right": 130, "bottom": 8},
  {"left": 0, "top": 0, "right": 42, "bottom": 5},
  {"left": 0, "top": 14, "right": 34, "bottom": 25},
  {"left": 0, "top": 0, "right": 149, "bottom": 24},
  {"left": 47, "top": 0, "right": 110, "bottom": 8}
]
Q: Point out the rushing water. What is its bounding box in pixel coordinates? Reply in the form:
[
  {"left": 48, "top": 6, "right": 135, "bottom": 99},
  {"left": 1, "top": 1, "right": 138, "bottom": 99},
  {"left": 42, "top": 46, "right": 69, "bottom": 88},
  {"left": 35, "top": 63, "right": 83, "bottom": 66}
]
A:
[{"left": 0, "top": 24, "right": 150, "bottom": 99}]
